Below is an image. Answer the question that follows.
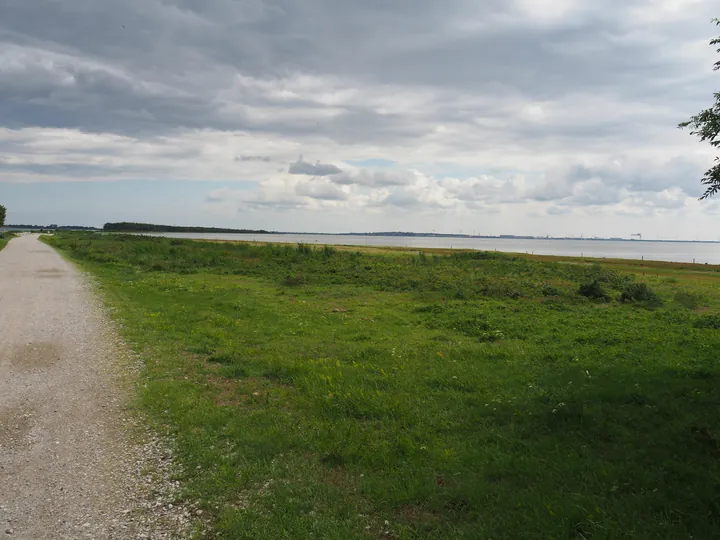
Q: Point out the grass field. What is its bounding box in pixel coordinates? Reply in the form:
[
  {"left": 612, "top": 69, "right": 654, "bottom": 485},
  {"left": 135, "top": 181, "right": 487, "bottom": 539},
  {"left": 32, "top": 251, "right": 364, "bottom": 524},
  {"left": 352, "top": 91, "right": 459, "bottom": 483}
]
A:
[
  {"left": 44, "top": 232, "right": 720, "bottom": 539},
  {"left": 0, "top": 232, "right": 15, "bottom": 251}
]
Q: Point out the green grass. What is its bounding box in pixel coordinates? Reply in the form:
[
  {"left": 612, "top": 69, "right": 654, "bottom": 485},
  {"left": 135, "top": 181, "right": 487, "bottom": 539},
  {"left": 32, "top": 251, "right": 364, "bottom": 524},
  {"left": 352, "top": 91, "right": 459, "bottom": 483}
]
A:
[
  {"left": 0, "top": 232, "right": 16, "bottom": 251},
  {"left": 44, "top": 233, "right": 720, "bottom": 539}
]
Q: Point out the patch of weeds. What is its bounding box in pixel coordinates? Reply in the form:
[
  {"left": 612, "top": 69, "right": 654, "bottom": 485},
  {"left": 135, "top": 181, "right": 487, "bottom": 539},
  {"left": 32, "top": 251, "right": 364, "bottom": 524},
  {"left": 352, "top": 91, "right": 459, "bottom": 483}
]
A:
[
  {"left": 283, "top": 273, "right": 307, "bottom": 286},
  {"left": 218, "top": 364, "right": 249, "bottom": 379},
  {"left": 674, "top": 291, "right": 701, "bottom": 310},
  {"left": 478, "top": 329, "right": 505, "bottom": 343},
  {"left": 426, "top": 378, "right": 476, "bottom": 393},
  {"left": 445, "top": 315, "right": 489, "bottom": 337},
  {"left": 694, "top": 314, "right": 720, "bottom": 329},
  {"left": 415, "top": 304, "right": 447, "bottom": 314},
  {"left": 454, "top": 288, "right": 469, "bottom": 300},
  {"left": 262, "top": 363, "right": 299, "bottom": 384},
  {"left": 541, "top": 284, "right": 562, "bottom": 297},
  {"left": 208, "top": 351, "right": 238, "bottom": 365},
  {"left": 541, "top": 297, "right": 571, "bottom": 311},
  {"left": 505, "top": 289, "right": 523, "bottom": 299}
]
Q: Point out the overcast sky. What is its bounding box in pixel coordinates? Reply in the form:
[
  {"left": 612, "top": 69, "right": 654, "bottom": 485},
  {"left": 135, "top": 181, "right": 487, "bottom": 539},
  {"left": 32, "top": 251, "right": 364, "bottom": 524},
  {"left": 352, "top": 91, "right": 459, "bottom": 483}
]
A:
[{"left": 1, "top": 0, "right": 719, "bottom": 238}]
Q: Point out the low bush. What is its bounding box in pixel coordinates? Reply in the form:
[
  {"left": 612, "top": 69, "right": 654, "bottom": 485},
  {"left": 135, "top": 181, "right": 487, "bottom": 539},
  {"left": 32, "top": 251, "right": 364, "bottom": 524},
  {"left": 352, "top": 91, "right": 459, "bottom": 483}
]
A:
[
  {"left": 619, "top": 283, "right": 661, "bottom": 305},
  {"left": 541, "top": 284, "right": 562, "bottom": 297},
  {"left": 578, "top": 280, "right": 609, "bottom": 301}
]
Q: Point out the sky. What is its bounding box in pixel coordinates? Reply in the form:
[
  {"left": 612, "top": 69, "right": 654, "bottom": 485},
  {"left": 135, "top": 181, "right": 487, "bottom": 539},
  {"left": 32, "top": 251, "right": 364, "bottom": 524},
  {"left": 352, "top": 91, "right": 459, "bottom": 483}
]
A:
[{"left": 1, "top": 0, "right": 719, "bottom": 239}]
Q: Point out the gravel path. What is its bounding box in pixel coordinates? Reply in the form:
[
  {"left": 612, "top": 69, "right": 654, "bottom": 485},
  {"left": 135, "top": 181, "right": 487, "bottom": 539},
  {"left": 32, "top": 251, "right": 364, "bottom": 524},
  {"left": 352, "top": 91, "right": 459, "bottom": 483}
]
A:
[{"left": 0, "top": 235, "right": 194, "bottom": 539}]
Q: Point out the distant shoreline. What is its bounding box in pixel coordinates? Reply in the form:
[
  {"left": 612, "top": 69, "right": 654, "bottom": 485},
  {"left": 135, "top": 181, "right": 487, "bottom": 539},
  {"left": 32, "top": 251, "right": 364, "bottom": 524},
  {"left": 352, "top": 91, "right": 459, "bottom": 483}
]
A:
[
  {"left": 289, "top": 232, "right": 720, "bottom": 245},
  {"left": 2, "top": 223, "right": 718, "bottom": 244}
]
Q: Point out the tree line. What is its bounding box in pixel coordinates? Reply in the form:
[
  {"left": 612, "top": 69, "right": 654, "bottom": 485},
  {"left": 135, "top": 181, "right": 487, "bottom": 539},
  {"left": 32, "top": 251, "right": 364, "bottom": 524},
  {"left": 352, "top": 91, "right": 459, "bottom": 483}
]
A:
[{"left": 103, "top": 222, "right": 273, "bottom": 234}]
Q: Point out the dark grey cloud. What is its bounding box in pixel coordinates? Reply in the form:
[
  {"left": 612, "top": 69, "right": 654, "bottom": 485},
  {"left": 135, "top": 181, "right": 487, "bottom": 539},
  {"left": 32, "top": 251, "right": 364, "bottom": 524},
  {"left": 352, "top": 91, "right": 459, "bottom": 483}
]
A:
[
  {"left": 288, "top": 157, "right": 342, "bottom": 176},
  {"left": 1, "top": 0, "right": 716, "bottom": 146}
]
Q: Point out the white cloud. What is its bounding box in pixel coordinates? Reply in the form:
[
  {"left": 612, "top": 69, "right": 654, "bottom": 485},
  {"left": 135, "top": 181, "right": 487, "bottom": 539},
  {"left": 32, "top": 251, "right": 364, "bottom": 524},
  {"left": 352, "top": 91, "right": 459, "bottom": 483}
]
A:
[
  {"left": 330, "top": 168, "right": 418, "bottom": 187},
  {"left": 295, "top": 178, "right": 348, "bottom": 200}
]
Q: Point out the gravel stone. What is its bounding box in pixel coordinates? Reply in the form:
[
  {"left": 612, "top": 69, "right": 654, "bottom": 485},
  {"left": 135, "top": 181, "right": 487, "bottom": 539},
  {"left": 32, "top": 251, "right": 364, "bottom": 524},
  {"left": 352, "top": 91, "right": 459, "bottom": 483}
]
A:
[{"left": 0, "top": 235, "right": 197, "bottom": 539}]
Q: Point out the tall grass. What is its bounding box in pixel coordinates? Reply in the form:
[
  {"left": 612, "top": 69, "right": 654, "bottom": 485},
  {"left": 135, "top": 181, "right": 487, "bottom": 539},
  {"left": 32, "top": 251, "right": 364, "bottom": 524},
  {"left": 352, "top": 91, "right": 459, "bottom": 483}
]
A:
[{"left": 49, "top": 233, "right": 635, "bottom": 300}]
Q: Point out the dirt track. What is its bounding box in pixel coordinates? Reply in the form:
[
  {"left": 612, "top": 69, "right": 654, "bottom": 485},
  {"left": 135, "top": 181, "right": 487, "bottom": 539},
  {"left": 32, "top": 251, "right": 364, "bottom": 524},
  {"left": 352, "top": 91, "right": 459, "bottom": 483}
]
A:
[{"left": 0, "top": 235, "right": 190, "bottom": 539}]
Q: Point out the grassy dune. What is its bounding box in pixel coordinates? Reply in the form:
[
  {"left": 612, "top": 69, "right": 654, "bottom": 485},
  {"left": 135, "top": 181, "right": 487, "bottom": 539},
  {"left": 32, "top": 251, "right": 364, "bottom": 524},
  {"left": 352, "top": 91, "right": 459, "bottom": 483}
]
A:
[{"left": 45, "top": 232, "right": 720, "bottom": 539}]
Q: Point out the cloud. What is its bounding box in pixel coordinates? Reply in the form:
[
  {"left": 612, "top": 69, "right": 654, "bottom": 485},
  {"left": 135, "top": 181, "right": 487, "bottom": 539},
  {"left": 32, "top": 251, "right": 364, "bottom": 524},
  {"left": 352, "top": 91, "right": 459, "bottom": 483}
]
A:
[
  {"left": 547, "top": 205, "right": 573, "bottom": 215},
  {"left": 237, "top": 155, "right": 272, "bottom": 162},
  {"left": 330, "top": 168, "right": 417, "bottom": 186},
  {"left": 288, "top": 156, "right": 343, "bottom": 176},
  {"left": 1, "top": 0, "right": 719, "bottom": 237},
  {"left": 527, "top": 156, "right": 710, "bottom": 205},
  {"left": 295, "top": 179, "right": 348, "bottom": 201},
  {"left": 2, "top": 0, "right": 716, "bottom": 146}
]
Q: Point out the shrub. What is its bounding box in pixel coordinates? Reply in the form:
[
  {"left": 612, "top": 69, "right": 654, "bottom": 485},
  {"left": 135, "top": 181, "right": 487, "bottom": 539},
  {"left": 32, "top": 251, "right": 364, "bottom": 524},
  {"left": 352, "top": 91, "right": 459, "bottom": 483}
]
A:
[
  {"left": 541, "top": 284, "right": 562, "bottom": 297},
  {"left": 578, "top": 280, "right": 609, "bottom": 301},
  {"left": 619, "top": 283, "right": 661, "bottom": 305}
]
